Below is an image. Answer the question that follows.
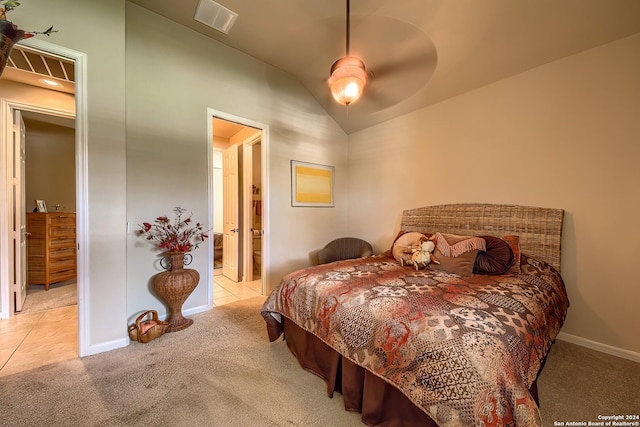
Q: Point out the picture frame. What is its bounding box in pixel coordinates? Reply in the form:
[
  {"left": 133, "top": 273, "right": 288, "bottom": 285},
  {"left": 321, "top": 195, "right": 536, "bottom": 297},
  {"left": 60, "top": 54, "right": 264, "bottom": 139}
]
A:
[
  {"left": 291, "top": 160, "right": 335, "bottom": 207},
  {"left": 36, "top": 199, "right": 47, "bottom": 213}
]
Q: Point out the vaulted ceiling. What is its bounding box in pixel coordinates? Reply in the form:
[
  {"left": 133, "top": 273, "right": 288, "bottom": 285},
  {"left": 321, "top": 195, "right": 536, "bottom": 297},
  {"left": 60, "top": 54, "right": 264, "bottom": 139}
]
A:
[
  {"left": 129, "top": 0, "right": 640, "bottom": 134},
  {"left": 4, "top": 1, "right": 640, "bottom": 134},
  {"left": 129, "top": 0, "right": 640, "bottom": 133}
]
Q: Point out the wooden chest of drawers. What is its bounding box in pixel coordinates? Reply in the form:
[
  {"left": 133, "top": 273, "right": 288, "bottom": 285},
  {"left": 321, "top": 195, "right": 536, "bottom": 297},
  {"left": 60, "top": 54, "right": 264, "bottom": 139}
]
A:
[{"left": 26, "top": 212, "right": 76, "bottom": 291}]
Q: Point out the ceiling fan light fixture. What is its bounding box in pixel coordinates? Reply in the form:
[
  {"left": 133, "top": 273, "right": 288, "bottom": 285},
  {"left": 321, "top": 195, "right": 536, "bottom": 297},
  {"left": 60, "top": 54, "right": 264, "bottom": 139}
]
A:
[{"left": 328, "top": 56, "right": 368, "bottom": 106}]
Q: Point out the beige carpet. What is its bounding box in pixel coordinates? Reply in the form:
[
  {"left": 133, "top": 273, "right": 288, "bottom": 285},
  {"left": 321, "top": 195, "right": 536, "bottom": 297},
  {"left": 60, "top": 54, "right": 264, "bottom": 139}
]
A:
[
  {"left": 538, "top": 338, "right": 640, "bottom": 423},
  {"left": 0, "top": 296, "right": 638, "bottom": 426},
  {"left": 20, "top": 280, "right": 77, "bottom": 314}
]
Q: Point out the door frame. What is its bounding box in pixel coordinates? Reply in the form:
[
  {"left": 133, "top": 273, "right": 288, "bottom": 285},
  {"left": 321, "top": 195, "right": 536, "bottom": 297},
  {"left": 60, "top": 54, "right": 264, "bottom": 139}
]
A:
[
  {"left": 0, "top": 38, "right": 89, "bottom": 357},
  {"left": 207, "top": 108, "right": 269, "bottom": 299},
  {"left": 242, "top": 133, "right": 261, "bottom": 281}
]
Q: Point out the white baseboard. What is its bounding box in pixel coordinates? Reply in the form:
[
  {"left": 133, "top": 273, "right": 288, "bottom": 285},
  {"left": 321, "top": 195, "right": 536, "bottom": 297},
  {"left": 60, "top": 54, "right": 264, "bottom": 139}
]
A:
[
  {"left": 183, "top": 303, "right": 212, "bottom": 317},
  {"left": 152, "top": 303, "right": 212, "bottom": 322},
  {"left": 81, "top": 304, "right": 214, "bottom": 357},
  {"left": 556, "top": 332, "right": 640, "bottom": 363},
  {"left": 85, "top": 337, "right": 130, "bottom": 357}
]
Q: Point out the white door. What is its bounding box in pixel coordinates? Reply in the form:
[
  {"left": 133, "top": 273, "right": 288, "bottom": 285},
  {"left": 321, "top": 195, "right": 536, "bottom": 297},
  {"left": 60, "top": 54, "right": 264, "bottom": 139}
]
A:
[
  {"left": 13, "top": 110, "right": 27, "bottom": 312},
  {"left": 222, "top": 144, "right": 240, "bottom": 282}
]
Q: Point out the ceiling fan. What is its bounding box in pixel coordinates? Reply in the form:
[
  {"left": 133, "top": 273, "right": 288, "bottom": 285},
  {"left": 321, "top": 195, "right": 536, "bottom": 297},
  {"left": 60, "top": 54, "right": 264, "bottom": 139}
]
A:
[
  {"left": 327, "top": 0, "right": 438, "bottom": 112},
  {"left": 327, "top": 0, "right": 368, "bottom": 106}
]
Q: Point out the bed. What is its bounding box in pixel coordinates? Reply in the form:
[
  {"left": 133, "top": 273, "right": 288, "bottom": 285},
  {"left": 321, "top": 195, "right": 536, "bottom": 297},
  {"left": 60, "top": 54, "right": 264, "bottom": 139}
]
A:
[
  {"left": 213, "top": 232, "right": 223, "bottom": 268},
  {"left": 261, "top": 203, "right": 569, "bottom": 426}
]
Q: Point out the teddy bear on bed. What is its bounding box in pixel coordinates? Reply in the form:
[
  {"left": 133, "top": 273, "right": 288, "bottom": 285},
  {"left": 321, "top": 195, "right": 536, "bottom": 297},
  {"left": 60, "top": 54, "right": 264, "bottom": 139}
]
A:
[
  {"left": 391, "top": 232, "right": 439, "bottom": 270},
  {"left": 409, "top": 239, "right": 440, "bottom": 270}
]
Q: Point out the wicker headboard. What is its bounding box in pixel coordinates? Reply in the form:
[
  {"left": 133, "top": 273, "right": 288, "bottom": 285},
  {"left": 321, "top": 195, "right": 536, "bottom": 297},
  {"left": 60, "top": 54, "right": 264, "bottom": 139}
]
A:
[{"left": 400, "top": 204, "right": 564, "bottom": 271}]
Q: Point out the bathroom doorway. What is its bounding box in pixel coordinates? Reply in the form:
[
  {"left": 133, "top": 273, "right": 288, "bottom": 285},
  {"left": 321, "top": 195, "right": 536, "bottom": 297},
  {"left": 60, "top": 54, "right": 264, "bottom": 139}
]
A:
[{"left": 210, "top": 113, "right": 265, "bottom": 288}]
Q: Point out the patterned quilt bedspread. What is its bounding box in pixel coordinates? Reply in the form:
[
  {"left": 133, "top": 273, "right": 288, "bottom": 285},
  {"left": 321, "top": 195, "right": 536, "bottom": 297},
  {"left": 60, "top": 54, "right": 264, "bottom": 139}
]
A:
[{"left": 261, "top": 253, "right": 569, "bottom": 427}]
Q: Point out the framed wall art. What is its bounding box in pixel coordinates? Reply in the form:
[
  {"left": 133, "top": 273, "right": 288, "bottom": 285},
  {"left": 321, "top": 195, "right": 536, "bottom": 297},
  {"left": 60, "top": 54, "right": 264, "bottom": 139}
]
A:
[
  {"left": 36, "top": 199, "right": 47, "bottom": 213},
  {"left": 291, "top": 160, "right": 334, "bottom": 207}
]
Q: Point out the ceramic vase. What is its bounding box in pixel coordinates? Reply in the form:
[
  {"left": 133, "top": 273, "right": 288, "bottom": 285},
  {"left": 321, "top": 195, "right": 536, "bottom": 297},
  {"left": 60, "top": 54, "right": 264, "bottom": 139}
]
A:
[{"left": 153, "top": 252, "right": 199, "bottom": 332}]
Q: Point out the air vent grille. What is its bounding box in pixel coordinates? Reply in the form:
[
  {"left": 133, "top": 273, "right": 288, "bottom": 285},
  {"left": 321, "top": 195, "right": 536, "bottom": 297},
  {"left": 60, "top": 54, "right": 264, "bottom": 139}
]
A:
[
  {"left": 194, "top": 0, "right": 238, "bottom": 35},
  {"left": 1, "top": 45, "right": 75, "bottom": 94},
  {"left": 7, "top": 46, "right": 74, "bottom": 82}
]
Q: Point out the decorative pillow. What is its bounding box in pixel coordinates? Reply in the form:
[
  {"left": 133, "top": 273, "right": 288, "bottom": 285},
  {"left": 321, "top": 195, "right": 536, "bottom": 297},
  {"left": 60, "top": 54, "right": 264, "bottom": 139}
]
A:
[
  {"left": 430, "top": 249, "right": 479, "bottom": 276},
  {"left": 429, "top": 232, "right": 486, "bottom": 276},
  {"left": 388, "top": 230, "right": 407, "bottom": 253},
  {"left": 501, "top": 235, "right": 521, "bottom": 274},
  {"left": 473, "top": 236, "right": 514, "bottom": 275},
  {"left": 391, "top": 231, "right": 429, "bottom": 265},
  {"left": 431, "top": 232, "right": 486, "bottom": 257}
]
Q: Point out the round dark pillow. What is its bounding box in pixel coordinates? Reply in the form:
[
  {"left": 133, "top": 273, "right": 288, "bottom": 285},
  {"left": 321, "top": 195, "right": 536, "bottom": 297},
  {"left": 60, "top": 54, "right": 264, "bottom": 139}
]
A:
[{"left": 473, "top": 235, "right": 514, "bottom": 275}]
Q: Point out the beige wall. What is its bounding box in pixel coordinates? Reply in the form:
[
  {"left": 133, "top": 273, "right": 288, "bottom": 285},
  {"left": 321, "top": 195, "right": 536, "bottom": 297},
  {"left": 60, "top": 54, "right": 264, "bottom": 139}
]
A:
[
  {"left": 12, "top": 0, "right": 127, "bottom": 353},
  {"left": 24, "top": 119, "right": 76, "bottom": 213},
  {"left": 125, "top": 4, "right": 348, "bottom": 318},
  {"left": 348, "top": 33, "right": 640, "bottom": 354}
]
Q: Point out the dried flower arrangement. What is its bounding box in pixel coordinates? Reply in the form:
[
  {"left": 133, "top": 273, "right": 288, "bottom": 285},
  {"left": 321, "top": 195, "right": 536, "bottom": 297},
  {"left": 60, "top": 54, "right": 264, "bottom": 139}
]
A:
[
  {"left": 1, "top": 1, "right": 57, "bottom": 37},
  {"left": 1, "top": 1, "right": 57, "bottom": 77},
  {"left": 138, "top": 207, "right": 209, "bottom": 253}
]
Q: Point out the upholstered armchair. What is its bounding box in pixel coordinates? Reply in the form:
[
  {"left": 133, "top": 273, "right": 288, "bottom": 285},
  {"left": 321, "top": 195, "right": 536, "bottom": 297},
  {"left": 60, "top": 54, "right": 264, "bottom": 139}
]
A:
[{"left": 314, "top": 237, "right": 373, "bottom": 265}]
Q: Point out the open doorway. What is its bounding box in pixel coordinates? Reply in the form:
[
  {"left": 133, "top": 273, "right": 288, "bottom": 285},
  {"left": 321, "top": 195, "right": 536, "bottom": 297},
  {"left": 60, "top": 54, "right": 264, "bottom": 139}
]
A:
[
  {"left": 208, "top": 110, "right": 268, "bottom": 306},
  {"left": 0, "top": 108, "right": 78, "bottom": 375},
  {"left": 1, "top": 44, "right": 77, "bottom": 318},
  {"left": 211, "top": 118, "right": 262, "bottom": 281},
  {"left": 0, "top": 39, "right": 89, "bottom": 373},
  {"left": 21, "top": 111, "right": 77, "bottom": 313}
]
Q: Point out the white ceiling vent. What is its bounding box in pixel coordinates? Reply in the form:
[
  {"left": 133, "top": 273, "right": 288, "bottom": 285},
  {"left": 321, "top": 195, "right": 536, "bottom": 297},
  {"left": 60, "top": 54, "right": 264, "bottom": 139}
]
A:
[{"left": 194, "top": 0, "right": 238, "bottom": 35}]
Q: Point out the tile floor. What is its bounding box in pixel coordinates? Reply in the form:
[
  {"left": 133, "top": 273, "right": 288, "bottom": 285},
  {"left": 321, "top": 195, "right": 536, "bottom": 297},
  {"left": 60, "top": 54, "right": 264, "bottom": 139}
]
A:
[
  {"left": 213, "top": 269, "right": 262, "bottom": 306},
  {"left": 0, "top": 304, "right": 77, "bottom": 377},
  {"left": 0, "top": 270, "right": 262, "bottom": 377}
]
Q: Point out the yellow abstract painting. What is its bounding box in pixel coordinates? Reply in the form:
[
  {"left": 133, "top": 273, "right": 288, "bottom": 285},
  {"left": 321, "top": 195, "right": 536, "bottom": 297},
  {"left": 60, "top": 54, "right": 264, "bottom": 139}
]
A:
[{"left": 291, "top": 161, "right": 334, "bottom": 207}]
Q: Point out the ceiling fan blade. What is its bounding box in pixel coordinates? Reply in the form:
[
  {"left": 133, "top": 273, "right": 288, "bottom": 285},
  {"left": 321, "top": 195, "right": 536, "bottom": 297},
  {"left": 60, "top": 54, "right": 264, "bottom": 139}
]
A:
[
  {"left": 345, "top": 15, "right": 438, "bottom": 111},
  {"left": 370, "top": 49, "right": 437, "bottom": 81},
  {"left": 362, "top": 90, "right": 398, "bottom": 112}
]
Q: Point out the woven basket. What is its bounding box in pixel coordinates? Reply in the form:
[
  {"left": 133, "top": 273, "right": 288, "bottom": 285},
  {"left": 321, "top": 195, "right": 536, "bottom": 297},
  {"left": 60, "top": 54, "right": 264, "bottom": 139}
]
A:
[{"left": 128, "top": 310, "right": 169, "bottom": 343}]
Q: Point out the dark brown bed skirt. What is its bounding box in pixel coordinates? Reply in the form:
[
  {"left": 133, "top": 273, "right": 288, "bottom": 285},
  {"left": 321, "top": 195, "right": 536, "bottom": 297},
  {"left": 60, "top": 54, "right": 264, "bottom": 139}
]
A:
[{"left": 283, "top": 317, "right": 539, "bottom": 427}]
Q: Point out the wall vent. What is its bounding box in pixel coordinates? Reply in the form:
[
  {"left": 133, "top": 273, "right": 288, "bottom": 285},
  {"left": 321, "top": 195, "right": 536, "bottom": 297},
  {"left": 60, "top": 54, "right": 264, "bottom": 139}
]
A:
[
  {"left": 2, "top": 45, "right": 75, "bottom": 94},
  {"left": 194, "top": 0, "right": 238, "bottom": 35}
]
